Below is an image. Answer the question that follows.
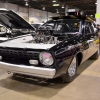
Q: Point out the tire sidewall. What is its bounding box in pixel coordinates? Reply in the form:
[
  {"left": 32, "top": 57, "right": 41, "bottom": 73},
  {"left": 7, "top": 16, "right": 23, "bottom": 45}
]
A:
[{"left": 62, "top": 56, "right": 78, "bottom": 82}]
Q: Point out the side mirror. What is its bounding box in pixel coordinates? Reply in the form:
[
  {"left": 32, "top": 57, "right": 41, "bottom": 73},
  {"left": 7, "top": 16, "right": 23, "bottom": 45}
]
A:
[
  {"left": 94, "top": 27, "right": 97, "bottom": 33},
  {"left": 82, "top": 41, "right": 89, "bottom": 50}
]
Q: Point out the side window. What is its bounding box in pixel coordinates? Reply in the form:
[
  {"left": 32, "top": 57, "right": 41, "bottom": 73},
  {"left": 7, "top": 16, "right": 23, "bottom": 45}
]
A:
[
  {"left": 84, "top": 22, "right": 91, "bottom": 34},
  {"left": 89, "top": 23, "right": 94, "bottom": 33}
]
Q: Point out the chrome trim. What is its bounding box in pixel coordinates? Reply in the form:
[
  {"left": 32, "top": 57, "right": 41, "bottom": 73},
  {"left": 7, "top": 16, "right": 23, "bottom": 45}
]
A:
[{"left": 0, "top": 62, "right": 56, "bottom": 78}]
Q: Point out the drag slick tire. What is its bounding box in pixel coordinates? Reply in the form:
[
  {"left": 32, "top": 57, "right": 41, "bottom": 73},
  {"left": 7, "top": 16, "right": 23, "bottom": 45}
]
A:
[{"left": 61, "top": 57, "right": 77, "bottom": 83}]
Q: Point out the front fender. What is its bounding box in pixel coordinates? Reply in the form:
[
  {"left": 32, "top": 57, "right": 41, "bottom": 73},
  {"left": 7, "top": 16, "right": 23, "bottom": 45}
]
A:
[
  {"left": 54, "top": 57, "right": 73, "bottom": 78},
  {"left": 54, "top": 47, "right": 83, "bottom": 78}
]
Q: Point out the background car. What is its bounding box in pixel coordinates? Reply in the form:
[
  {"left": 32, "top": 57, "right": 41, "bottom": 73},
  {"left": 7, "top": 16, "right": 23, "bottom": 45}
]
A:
[{"left": 0, "top": 9, "right": 35, "bottom": 42}]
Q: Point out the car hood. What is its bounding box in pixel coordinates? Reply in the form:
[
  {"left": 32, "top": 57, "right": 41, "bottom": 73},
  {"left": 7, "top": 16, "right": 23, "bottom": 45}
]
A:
[
  {"left": 0, "top": 34, "right": 56, "bottom": 50},
  {"left": 0, "top": 42, "right": 56, "bottom": 50},
  {"left": 0, "top": 8, "right": 35, "bottom": 30}
]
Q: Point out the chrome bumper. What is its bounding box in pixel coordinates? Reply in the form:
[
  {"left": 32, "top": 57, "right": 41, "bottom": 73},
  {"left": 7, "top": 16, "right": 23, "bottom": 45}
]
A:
[{"left": 0, "top": 62, "right": 56, "bottom": 78}]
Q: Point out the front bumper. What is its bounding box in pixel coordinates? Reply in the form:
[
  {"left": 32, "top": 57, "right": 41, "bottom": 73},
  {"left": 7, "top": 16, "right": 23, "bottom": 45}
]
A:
[{"left": 0, "top": 62, "right": 56, "bottom": 79}]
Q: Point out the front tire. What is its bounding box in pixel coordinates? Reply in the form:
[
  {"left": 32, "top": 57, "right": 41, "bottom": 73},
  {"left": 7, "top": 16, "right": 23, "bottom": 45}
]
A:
[{"left": 61, "top": 57, "right": 77, "bottom": 83}]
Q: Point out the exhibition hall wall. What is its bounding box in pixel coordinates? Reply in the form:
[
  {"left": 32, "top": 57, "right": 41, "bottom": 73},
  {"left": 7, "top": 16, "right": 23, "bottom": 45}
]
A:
[{"left": 0, "top": 3, "right": 59, "bottom": 23}]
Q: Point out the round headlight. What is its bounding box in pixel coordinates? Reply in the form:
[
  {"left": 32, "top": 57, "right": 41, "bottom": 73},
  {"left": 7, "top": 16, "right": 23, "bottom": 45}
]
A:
[{"left": 39, "top": 52, "right": 54, "bottom": 66}]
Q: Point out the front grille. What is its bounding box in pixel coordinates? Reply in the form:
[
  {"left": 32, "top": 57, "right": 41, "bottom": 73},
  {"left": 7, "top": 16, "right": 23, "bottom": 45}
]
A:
[{"left": 0, "top": 47, "right": 39, "bottom": 65}]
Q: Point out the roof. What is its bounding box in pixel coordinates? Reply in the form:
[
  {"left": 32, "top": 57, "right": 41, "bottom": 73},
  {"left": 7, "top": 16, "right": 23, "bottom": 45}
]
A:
[{"left": 51, "top": 15, "right": 94, "bottom": 22}]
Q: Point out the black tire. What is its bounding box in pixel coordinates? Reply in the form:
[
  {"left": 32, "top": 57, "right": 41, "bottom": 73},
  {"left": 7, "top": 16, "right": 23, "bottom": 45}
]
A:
[
  {"left": 12, "top": 73, "right": 21, "bottom": 78},
  {"left": 12, "top": 73, "right": 18, "bottom": 79},
  {"left": 61, "top": 57, "right": 77, "bottom": 83},
  {"left": 89, "top": 50, "right": 99, "bottom": 60}
]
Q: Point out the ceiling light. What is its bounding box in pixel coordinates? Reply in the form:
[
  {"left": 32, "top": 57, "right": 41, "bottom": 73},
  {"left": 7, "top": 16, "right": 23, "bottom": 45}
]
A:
[
  {"left": 25, "top": 1, "right": 29, "bottom": 6},
  {"left": 52, "top": 0, "right": 56, "bottom": 2},
  {"left": 61, "top": 5, "right": 64, "bottom": 8},
  {"left": 95, "top": 2, "right": 97, "bottom": 4},
  {"left": 57, "top": 11, "right": 59, "bottom": 13},
  {"left": 56, "top": 9, "right": 59, "bottom": 13},
  {"left": 42, "top": 6, "right": 45, "bottom": 10},
  {"left": 53, "top": 4, "right": 59, "bottom": 6}
]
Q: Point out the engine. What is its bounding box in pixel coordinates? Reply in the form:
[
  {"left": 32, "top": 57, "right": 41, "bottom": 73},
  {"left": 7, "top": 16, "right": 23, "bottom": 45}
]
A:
[{"left": 29, "top": 29, "right": 60, "bottom": 44}]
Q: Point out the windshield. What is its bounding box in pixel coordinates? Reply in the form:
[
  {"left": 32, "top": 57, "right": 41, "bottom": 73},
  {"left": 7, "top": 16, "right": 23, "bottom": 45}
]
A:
[
  {"left": 42, "top": 19, "right": 81, "bottom": 33},
  {"left": 31, "top": 24, "right": 41, "bottom": 29}
]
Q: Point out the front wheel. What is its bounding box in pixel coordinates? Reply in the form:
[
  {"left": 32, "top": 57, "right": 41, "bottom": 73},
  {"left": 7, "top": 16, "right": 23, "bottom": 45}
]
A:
[{"left": 61, "top": 57, "right": 77, "bottom": 83}]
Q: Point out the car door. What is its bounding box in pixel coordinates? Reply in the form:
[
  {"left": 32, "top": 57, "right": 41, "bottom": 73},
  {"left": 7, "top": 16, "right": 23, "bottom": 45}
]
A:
[
  {"left": 83, "top": 22, "right": 99, "bottom": 61},
  {"left": 89, "top": 22, "right": 99, "bottom": 53}
]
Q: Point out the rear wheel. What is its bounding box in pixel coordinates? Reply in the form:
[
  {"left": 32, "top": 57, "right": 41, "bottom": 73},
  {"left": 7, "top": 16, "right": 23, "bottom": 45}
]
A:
[
  {"left": 12, "top": 73, "right": 19, "bottom": 77},
  {"left": 89, "top": 50, "right": 99, "bottom": 60},
  {"left": 61, "top": 57, "right": 77, "bottom": 82}
]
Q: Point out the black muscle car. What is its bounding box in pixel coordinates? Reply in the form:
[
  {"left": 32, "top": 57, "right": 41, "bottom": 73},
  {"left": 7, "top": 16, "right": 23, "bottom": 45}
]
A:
[{"left": 0, "top": 9, "right": 99, "bottom": 82}]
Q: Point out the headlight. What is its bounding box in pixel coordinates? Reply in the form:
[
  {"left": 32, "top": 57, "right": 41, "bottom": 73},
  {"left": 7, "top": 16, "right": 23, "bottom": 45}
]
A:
[{"left": 39, "top": 52, "right": 54, "bottom": 65}]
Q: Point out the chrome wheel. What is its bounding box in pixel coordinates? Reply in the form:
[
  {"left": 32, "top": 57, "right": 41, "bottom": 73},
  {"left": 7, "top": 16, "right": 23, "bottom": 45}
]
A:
[
  {"left": 68, "top": 57, "right": 76, "bottom": 77},
  {"left": 61, "top": 56, "right": 77, "bottom": 82}
]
